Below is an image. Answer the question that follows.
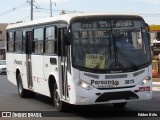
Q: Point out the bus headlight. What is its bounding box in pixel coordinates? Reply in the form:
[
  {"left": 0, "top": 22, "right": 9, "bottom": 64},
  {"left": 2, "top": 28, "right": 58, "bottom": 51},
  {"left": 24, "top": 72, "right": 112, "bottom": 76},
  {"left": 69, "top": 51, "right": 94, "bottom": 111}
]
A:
[
  {"left": 139, "top": 76, "right": 151, "bottom": 86},
  {"left": 77, "top": 80, "right": 93, "bottom": 90}
]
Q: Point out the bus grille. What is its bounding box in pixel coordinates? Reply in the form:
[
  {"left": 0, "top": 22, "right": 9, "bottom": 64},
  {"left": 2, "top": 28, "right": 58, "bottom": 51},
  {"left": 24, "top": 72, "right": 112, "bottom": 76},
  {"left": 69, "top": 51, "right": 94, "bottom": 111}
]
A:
[{"left": 95, "top": 91, "right": 139, "bottom": 102}]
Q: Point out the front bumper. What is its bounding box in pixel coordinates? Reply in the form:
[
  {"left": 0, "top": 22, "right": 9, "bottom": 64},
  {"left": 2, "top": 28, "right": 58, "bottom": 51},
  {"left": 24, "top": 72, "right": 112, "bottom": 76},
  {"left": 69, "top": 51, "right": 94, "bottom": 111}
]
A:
[{"left": 70, "top": 82, "right": 152, "bottom": 105}]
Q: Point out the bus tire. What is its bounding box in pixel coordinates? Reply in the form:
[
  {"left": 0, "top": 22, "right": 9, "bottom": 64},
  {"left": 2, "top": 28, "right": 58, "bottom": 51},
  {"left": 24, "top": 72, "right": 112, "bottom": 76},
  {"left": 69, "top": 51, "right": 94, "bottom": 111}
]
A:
[
  {"left": 17, "top": 73, "right": 36, "bottom": 98},
  {"left": 113, "top": 102, "right": 127, "bottom": 108},
  {"left": 17, "top": 73, "right": 28, "bottom": 98},
  {"left": 53, "top": 84, "right": 68, "bottom": 112}
]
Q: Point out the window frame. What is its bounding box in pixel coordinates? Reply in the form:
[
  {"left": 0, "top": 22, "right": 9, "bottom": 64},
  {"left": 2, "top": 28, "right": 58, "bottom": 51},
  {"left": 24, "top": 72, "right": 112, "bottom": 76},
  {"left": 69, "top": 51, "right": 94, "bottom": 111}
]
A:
[
  {"left": 15, "top": 30, "right": 23, "bottom": 53},
  {"left": 33, "top": 27, "right": 44, "bottom": 54},
  {"left": 7, "top": 31, "right": 14, "bottom": 52},
  {"left": 22, "top": 30, "right": 26, "bottom": 53},
  {"left": 44, "top": 25, "right": 57, "bottom": 55}
]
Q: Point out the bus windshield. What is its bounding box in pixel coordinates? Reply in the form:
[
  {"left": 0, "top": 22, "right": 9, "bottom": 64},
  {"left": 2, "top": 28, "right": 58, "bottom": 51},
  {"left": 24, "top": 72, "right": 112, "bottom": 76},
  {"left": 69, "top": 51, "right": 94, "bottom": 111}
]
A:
[{"left": 71, "top": 20, "right": 151, "bottom": 72}]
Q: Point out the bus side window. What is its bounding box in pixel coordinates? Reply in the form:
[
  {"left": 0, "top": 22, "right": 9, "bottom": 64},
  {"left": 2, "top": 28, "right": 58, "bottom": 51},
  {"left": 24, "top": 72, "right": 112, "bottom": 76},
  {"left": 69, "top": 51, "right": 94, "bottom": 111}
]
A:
[
  {"left": 33, "top": 28, "right": 44, "bottom": 54},
  {"left": 15, "top": 30, "right": 23, "bottom": 52},
  {"left": 44, "top": 26, "right": 57, "bottom": 54},
  {"left": 22, "top": 31, "right": 26, "bottom": 53},
  {"left": 7, "top": 31, "right": 14, "bottom": 52}
]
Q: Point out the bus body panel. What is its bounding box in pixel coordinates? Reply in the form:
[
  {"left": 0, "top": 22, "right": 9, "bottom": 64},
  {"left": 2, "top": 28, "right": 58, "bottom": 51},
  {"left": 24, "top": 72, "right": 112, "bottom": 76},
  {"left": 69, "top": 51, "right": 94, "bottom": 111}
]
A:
[
  {"left": 31, "top": 55, "right": 48, "bottom": 96},
  {"left": 68, "top": 66, "right": 152, "bottom": 105},
  {"left": 79, "top": 69, "right": 147, "bottom": 89},
  {"left": 69, "top": 82, "right": 152, "bottom": 105},
  {"left": 43, "top": 55, "right": 60, "bottom": 97},
  {"left": 22, "top": 54, "right": 30, "bottom": 90},
  {"left": 6, "top": 53, "right": 16, "bottom": 85},
  {"left": 14, "top": 53, "right": 23, "bottom": 85}
]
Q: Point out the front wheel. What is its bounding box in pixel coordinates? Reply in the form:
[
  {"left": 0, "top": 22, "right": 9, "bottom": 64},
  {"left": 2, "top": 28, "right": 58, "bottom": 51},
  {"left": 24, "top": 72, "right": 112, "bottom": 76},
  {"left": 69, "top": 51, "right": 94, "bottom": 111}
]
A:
[{"left": 53, "top": 84, "right": 68, "bottom": 112}]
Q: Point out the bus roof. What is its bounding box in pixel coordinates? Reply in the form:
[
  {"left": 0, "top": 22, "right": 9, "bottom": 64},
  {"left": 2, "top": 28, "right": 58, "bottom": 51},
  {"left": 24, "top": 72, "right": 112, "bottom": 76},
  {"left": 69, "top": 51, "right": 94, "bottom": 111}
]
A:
[{"left": 7, "top": 13, "right": 142, "bottom": 30}]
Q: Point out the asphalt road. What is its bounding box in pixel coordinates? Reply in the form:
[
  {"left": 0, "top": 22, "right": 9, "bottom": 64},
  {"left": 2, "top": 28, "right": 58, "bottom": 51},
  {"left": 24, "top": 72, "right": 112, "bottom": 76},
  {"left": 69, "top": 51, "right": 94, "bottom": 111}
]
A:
[{"left": 0, "top": 75, "right": 160, "bottom": 120}]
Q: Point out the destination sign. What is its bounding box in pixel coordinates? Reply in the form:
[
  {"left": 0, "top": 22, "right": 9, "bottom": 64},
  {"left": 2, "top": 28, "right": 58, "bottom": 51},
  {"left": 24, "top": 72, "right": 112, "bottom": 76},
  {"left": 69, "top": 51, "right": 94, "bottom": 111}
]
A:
[
  {"left": 113, "top": 20, "right": 133, "bottom": 27},
  {"left": 81, "top": 20, "right": 133, "bottom": 29},
  {"left": 97, "top": 21, "right": 110, "bottom": 28},
  {"left": 81, "top": 22, "right": 93, "bottom": 29}
]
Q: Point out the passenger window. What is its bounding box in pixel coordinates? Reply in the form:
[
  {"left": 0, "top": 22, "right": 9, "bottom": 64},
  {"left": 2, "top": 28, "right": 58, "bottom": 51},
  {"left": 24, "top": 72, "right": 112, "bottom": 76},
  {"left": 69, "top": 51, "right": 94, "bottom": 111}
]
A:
[
  {"left": 44, "top": 26, "right": 57, "bottom": 54},
  {"left": 33, "top": 28, "right": 44, "bottom": 54},
  {"left": 15, "top": 30, "right": 22, "bottom": 52},
  {"left": 7, "top": 31, "right": 14, "bottom": 52}
]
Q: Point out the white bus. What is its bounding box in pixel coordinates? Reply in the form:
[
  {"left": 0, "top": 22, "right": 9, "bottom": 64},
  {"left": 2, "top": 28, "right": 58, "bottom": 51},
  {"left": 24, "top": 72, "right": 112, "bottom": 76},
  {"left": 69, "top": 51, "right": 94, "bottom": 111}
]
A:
[{"left": 6, "top": 13, "right": 152, "bottom": 111}]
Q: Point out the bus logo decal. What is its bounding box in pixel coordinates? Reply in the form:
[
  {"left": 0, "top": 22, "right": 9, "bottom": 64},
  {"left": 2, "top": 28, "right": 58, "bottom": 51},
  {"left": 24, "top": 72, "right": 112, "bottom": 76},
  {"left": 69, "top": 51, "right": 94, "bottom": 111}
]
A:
[
  {"left": 91, "top": 80, "right": 119, "bottom": 86},
  {"left": 14, "top": 60, "right": 22, "bottom": 65}
]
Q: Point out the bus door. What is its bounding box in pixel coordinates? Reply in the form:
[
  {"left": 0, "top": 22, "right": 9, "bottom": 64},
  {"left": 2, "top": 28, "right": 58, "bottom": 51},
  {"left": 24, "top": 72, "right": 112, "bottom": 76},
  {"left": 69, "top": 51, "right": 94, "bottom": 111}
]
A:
[
  {"left": 26, "top": 31, "right": 33, "bottom": 90},
  {"left": 59, "top": 28, "right": 70, "bottom": 100}
]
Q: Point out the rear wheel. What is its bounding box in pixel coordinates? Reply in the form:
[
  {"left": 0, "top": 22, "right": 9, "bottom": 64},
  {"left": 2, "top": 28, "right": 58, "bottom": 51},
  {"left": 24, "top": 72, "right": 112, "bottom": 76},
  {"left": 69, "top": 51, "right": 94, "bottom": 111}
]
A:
[
  {"left": 113, "top": 102, "right": 127, "bottom": 108},
  {"left": 17, "top": 73, "right": 35, "bottom": 98},
  {"left": 53, "top": 84, "right": 68, "bottom": 111}
]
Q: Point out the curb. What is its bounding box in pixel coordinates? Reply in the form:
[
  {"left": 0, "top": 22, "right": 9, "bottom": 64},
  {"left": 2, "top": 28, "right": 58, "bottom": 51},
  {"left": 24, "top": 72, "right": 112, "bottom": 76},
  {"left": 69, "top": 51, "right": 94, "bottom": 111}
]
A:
[
  {"left": 152, "top": 87, "right": 160, "bottom": 91},
  {"left": 152, "top": 82, "right": 160, "bottom": 91}
]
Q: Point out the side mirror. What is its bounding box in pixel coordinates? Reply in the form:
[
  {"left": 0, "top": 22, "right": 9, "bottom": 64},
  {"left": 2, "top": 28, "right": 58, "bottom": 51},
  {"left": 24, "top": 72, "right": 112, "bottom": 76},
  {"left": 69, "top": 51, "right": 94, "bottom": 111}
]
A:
[
  {"left": 145, "top": 23, "right": 151, "bottom": 43},
  {"left": 145, "top": 23, "right": 153, "bottom": 57},
  {"left": 146, "top": 23, "right": 150, "bottom": 33}
]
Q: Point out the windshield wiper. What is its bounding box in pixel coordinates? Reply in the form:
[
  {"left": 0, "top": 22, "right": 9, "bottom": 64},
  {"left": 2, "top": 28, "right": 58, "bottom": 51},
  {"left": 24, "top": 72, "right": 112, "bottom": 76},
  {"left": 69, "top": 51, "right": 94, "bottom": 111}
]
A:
[
  {"left": 117, "top": 46, "right": 139, "bottom": 70},
  {"left": 94, "top": 37, "right": 112, "bottom": 70}
]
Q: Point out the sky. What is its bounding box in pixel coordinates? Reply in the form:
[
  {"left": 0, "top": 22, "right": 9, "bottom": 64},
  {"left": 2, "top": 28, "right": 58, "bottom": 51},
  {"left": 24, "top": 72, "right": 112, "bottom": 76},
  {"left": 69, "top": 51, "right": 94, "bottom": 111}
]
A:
[{"left": 1, "top": 0, "right": 160, "bottom": 24}]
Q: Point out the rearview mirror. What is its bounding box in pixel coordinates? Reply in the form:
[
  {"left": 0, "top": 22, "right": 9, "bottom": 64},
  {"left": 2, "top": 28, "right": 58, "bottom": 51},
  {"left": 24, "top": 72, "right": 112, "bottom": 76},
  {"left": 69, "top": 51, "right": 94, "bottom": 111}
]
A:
[
  {"left": 145, "top": 23, "right": 151, "bottom": 43},
  {"left": 145, "top": 23, "right": 150, "bottom": 33}
]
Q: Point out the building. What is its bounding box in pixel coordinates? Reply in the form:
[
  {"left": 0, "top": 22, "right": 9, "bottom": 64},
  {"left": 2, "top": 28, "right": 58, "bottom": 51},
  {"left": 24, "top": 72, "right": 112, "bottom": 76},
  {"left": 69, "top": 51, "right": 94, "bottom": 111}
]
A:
[
  {"left": 0, "top": 23, "right": 8, "bottom": 60},
  {"left": 149, "top": 25, "right": 160, "bottom": 55}
]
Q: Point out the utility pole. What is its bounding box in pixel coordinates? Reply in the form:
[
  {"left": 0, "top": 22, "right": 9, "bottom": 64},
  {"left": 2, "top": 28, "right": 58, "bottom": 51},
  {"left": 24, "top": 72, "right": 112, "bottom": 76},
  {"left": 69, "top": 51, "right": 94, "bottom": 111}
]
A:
[
  {"left": 50, "top": 0, "right": 56, "bottom": 17},
  {"left": 31, "top": 0, "right": 33, "bottom": 20},
  {"left": 27, "top": 0, "right": 34, "bottom": 20},
  {"left": 50, "top": 0, "right": 52, "bottom": 17}
]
